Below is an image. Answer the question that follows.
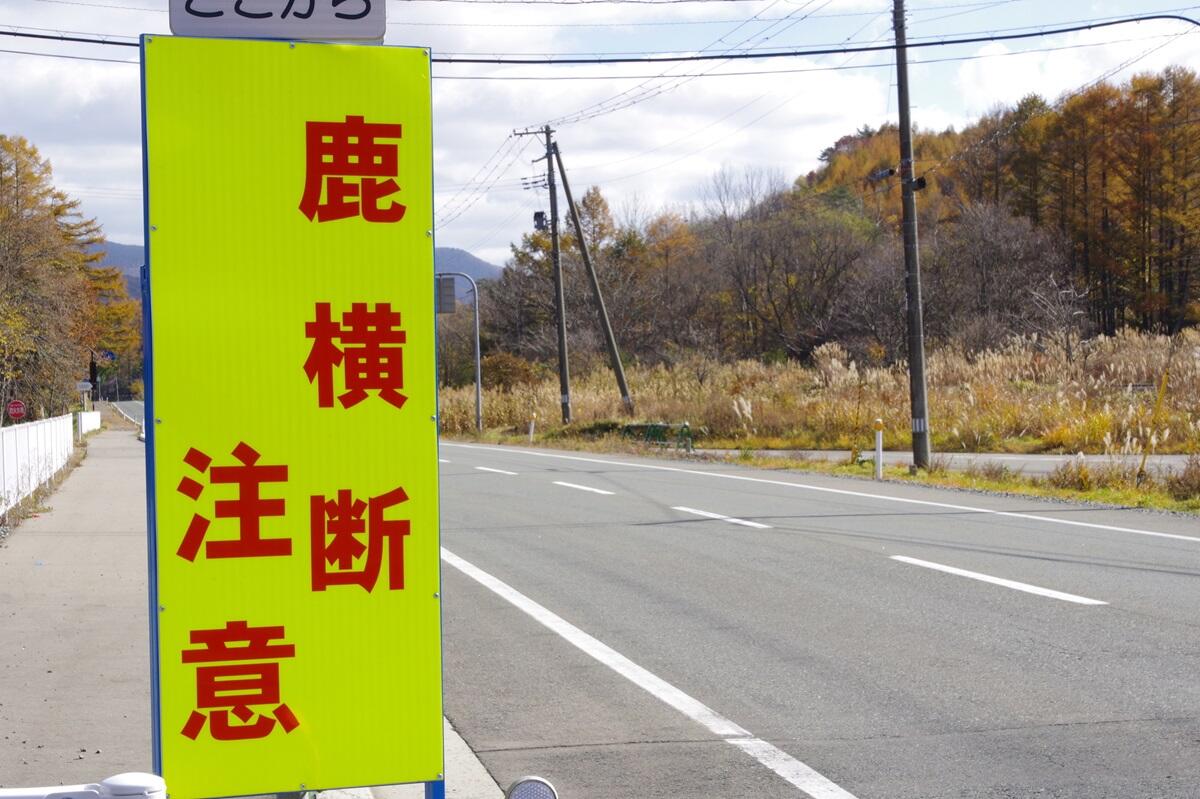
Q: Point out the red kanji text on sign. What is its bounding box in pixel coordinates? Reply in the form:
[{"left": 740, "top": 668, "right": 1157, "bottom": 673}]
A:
[
  {"left": 304, "top": 302, "right": 408, "bottom": 410},
  {"left": 299, "top": 115, "right": 405, "bottom": 223},
  {"left": 311, "top": 484, "right": 411, "bottom": 591},
  {"left": 176, "top": 442, "right": 291, "bottom": 561},
  {"left": 180, "top": 620, "right": 299, "bottom": 741}
]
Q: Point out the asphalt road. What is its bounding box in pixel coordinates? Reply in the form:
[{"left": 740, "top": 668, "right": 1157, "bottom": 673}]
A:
[
  {"left": 438, "top": 442, "right": 1200, "bottom": 799},
  {"left": 697, "top": 448, "right": 1193, "bottom": 476},
  {"left": 112, "top": 400, "right": 145, "bottom": 425}
]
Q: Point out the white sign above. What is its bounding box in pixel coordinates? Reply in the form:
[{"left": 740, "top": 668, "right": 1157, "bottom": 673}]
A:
[{"left": 168, "top": 0, "right": 385, "bottom": 41}]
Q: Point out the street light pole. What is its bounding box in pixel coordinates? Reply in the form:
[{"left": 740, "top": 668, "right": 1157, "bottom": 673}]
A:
[
  {"left": 435, "top": 271, "right": 482, "bottom": 434},
  {"left": 893, "top": 0, "right": 932, "bottom": 469}
]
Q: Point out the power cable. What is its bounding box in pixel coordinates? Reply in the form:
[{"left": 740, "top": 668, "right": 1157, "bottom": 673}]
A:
[
  {"left": 565, "top": 9, "right": 886, "bottom": 170},
  {"left": 542, "top": 0, "right": 840, "bottom": 126},
  {"left": 434, "top": 15, "right": 1200, "bottom": 63},
  {"left": 429, "top": 30, "right": 1189, "bottom": 79},
  {"left": 0, "top": 45, "right": 137, "bottom": 63},
  {"left": 922, "top": 28, "right": 1197, "bottom": 181},
  {"left": 6, "top": 13, "right": 1199, "bottom": 60},
  {"left": 437, "top": 135, "right": 522, "bottom": 215},
  {"left": 383, "top": 3, "right": 1198, "bottom": 28},
  {"left": 437, "top": 137, "right": 538, "bottom": 225}
]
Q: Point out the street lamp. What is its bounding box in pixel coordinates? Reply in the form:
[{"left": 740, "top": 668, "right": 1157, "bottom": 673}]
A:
[{"left": 435, "top": 271, "right": 482, "bottom": 434}]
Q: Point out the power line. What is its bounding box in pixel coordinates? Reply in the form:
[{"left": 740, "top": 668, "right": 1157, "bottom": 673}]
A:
[
  {"left": 544, "top": 7, "right": 886, "bottom": 165},
  {"left": 6, "top": 19, "right": 1195, "bottom": 80},
  {"left": 914, "top": 0, "right": 1023, "bottom": 24},
  {"left": 400, "top": 0, "right": 804, "bottom": 4},
  {"left": 568, "top": 28, "right": 1197, "bottom": 197},
  {"left": 0, "top": 25, "right": 139, "bottom": 41},
  {"left": 30, "top": 0, "right": 164, "bottom": 11},
  {"left": 0, "top": 46, "right": 137, "bottom": 63},
  {"left": 436, "top": 137, "right": 538, "bottom": 226},
  {"left": 922, "top": 29, "right": 1198, "bottom": 180},
  {"left": 437, "top": 135, "right": 521, "bottom": 213},
  {"left": 385, "top": 2, "right": 1196, "bottom": 28},
  {"left": 7, "top": 13, "right": 1200, "bottom": 61},
  {"left": 0, "top": 30, "right": 139, "bottom": 47},
  {"left": 0, "top": 45, "right": 135, "bottom": 63},
  {"left": 432, "top": 14, "right": 1200, "bottom": 63},
  {"left": 429, "top": 30, "right": 1189, "bottom": 79},
  {"left": 539, "top": 0, "right": 825, "bottom": 125}
]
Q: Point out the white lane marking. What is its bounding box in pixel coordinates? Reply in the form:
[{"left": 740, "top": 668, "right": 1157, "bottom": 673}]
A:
[
  {"left": 442, "top": 548, "right": 858, "bottom": 799},
  {"left": 890, "top": 556, "right": 1108, "bottom": 606},
  {"left": 439, "top": 459, "right": 451, "bottom": 464},
  {"left": 673, "top": 506, "right": 771, "bottom": 529},
  {"left": 553, "top": 481, "right": 615, "bottom": 495},
  {"left": 475, "top": 466, "right": 518, "bottom": 476},
  {"left": 442, "top": 444, "right": 1199, "bottom": 544}
]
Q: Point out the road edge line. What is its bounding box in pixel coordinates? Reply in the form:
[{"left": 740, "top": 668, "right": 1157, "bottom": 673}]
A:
[
  {"left": 442, "top": 443, "right": 1199, "bottom": 543},
  {"left": 441, "top": 547, "right": 858, "bottom": 799},
  {"left": 890, "top": 555, "right": 1108, "bottom": 605}
]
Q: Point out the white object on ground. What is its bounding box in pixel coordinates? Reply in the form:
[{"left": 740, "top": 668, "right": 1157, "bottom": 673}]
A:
[{"left": 0, "top": 773, "right": 166, "bottom": 799}]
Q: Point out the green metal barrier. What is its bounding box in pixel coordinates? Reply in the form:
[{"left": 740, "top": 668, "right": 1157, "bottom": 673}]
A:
[{"left": 621, "top": 421, "right": 694, "bottom": 452}]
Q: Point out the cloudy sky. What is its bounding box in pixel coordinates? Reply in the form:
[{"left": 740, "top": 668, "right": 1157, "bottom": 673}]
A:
[{"left": 2, "top": 0, "right": 1199, "bottom": 264}]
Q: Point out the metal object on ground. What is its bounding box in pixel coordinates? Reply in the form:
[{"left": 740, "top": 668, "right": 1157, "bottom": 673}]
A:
[
  {"left": 505, "top": 776, "right": 559, "bottom": 799},
  {"left": 874, "top": 418, "right": 884, "bottom": 480},
  {"left": 621, "top": 421, "right": 694, "bottom": 452}
]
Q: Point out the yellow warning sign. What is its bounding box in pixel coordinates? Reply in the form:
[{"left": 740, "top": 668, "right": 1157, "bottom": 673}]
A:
[{"left": 142, "top": 35, "right": 441, "bottom": 799}]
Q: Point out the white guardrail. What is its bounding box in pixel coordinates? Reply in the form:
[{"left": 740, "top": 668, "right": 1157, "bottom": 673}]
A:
[
  {"left": 111, "top": 404, "right": 139, "bottom": 426},
  {"left": 0, "top": 414, "right": 77, "bottom": 515},
  {"left": 79, "top": 410, "right": 101, "bottom": 435}
]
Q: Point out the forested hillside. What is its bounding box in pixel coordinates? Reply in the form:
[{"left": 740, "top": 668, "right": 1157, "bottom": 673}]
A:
[{"left": 447, "top": 66, "right": 1198, "bottom": 381}]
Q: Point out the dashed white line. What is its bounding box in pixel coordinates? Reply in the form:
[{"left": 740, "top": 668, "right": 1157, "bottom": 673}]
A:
[
  {"left": 673, "top": 506, "right": 771, "bottom": 529},
  {"left": 442, "top": 443, "right": 1198, "bottom": 544},
  {"left": 553, "top": 481, "right": 614, "bottom": 495},
  {"left": 475, "top": 466, "right": 517, "bottom": 476},
  {"left": 441, "top": 548, "right": 858, "bottom": 799},
  {"left": 439, "top": 459, "right": 451, "bottom": 464},
  {"left": 890, "top": 556, "right": 1108, "bottom": 606}
]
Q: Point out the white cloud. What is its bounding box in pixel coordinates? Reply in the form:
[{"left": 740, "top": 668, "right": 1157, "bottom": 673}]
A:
[
  {"left": 955, "top": 21, "right": 1200, "bottom": 116},
  {"left": 2, "top": 0, "right": 1196, "bottom": 261}
]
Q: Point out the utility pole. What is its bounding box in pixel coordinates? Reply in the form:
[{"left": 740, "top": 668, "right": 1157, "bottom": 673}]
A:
[
  {"left": 893, "top": 0, "right": 932, "bottom": 470},
  {"left": 517, "top": 125, "right": 572, "bottom": 424},
  {"left": 552, "top": 143, "right": 634, "bottom": 414},
  {"left": 544, "top": 126, "right": 572, "bottom": 424}
]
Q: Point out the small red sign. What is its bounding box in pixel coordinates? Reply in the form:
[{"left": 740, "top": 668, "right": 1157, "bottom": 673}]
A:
[{"left": 7, "top": 400, "right": 26, "bottom": 420}]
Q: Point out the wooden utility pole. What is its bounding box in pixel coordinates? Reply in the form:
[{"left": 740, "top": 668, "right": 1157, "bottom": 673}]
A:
[
  {"left": 518, "top": 125, "right": 573, "bottom": 424},
  {"left": 893, "top": 0, "right": 932, "bottom": 469},
  {"left": 553, "top": 143, "right": 634, "bottom": 414},
  {"left": 545, "top": 126, "right": 572, "bottom": 424}
]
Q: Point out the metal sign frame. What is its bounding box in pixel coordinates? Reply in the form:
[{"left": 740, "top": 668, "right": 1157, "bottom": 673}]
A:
[{"left": 140, "top": 35, "right": 444, "bottom": 799}]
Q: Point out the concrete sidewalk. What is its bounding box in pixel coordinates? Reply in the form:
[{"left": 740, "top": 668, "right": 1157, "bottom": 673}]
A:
[{"left": 0, "top": 430, "right": 500, "bottom": 799}]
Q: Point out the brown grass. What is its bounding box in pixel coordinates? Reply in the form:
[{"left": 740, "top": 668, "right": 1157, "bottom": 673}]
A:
[{"left": 439, "top": 330, "right": 1200, "bottom": 456}]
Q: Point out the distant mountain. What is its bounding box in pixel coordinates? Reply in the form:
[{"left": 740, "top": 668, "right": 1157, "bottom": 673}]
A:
[
  {"left": 434, "top": 247, "right": 504, "bottom": 298},
  {"left": 91, "top": 241, "right": 144, "bottom": 300},
  {"left": 89, "top": 242, "right": 502, "bottom": 301}
]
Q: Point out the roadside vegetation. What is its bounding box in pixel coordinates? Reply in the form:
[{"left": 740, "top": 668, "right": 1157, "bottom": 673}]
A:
[
  {"left": 439, "top": 329, "right": 1199, "bottom": 457},
  {"left": 444, "top": 421, "right": 1200, "bottom": 513},
  {"left": 437, "top": 67, "right": 1200, "bottom": 510},
  {"left": 726, "top": 451, "right": 1200, "bottom": 514}
]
